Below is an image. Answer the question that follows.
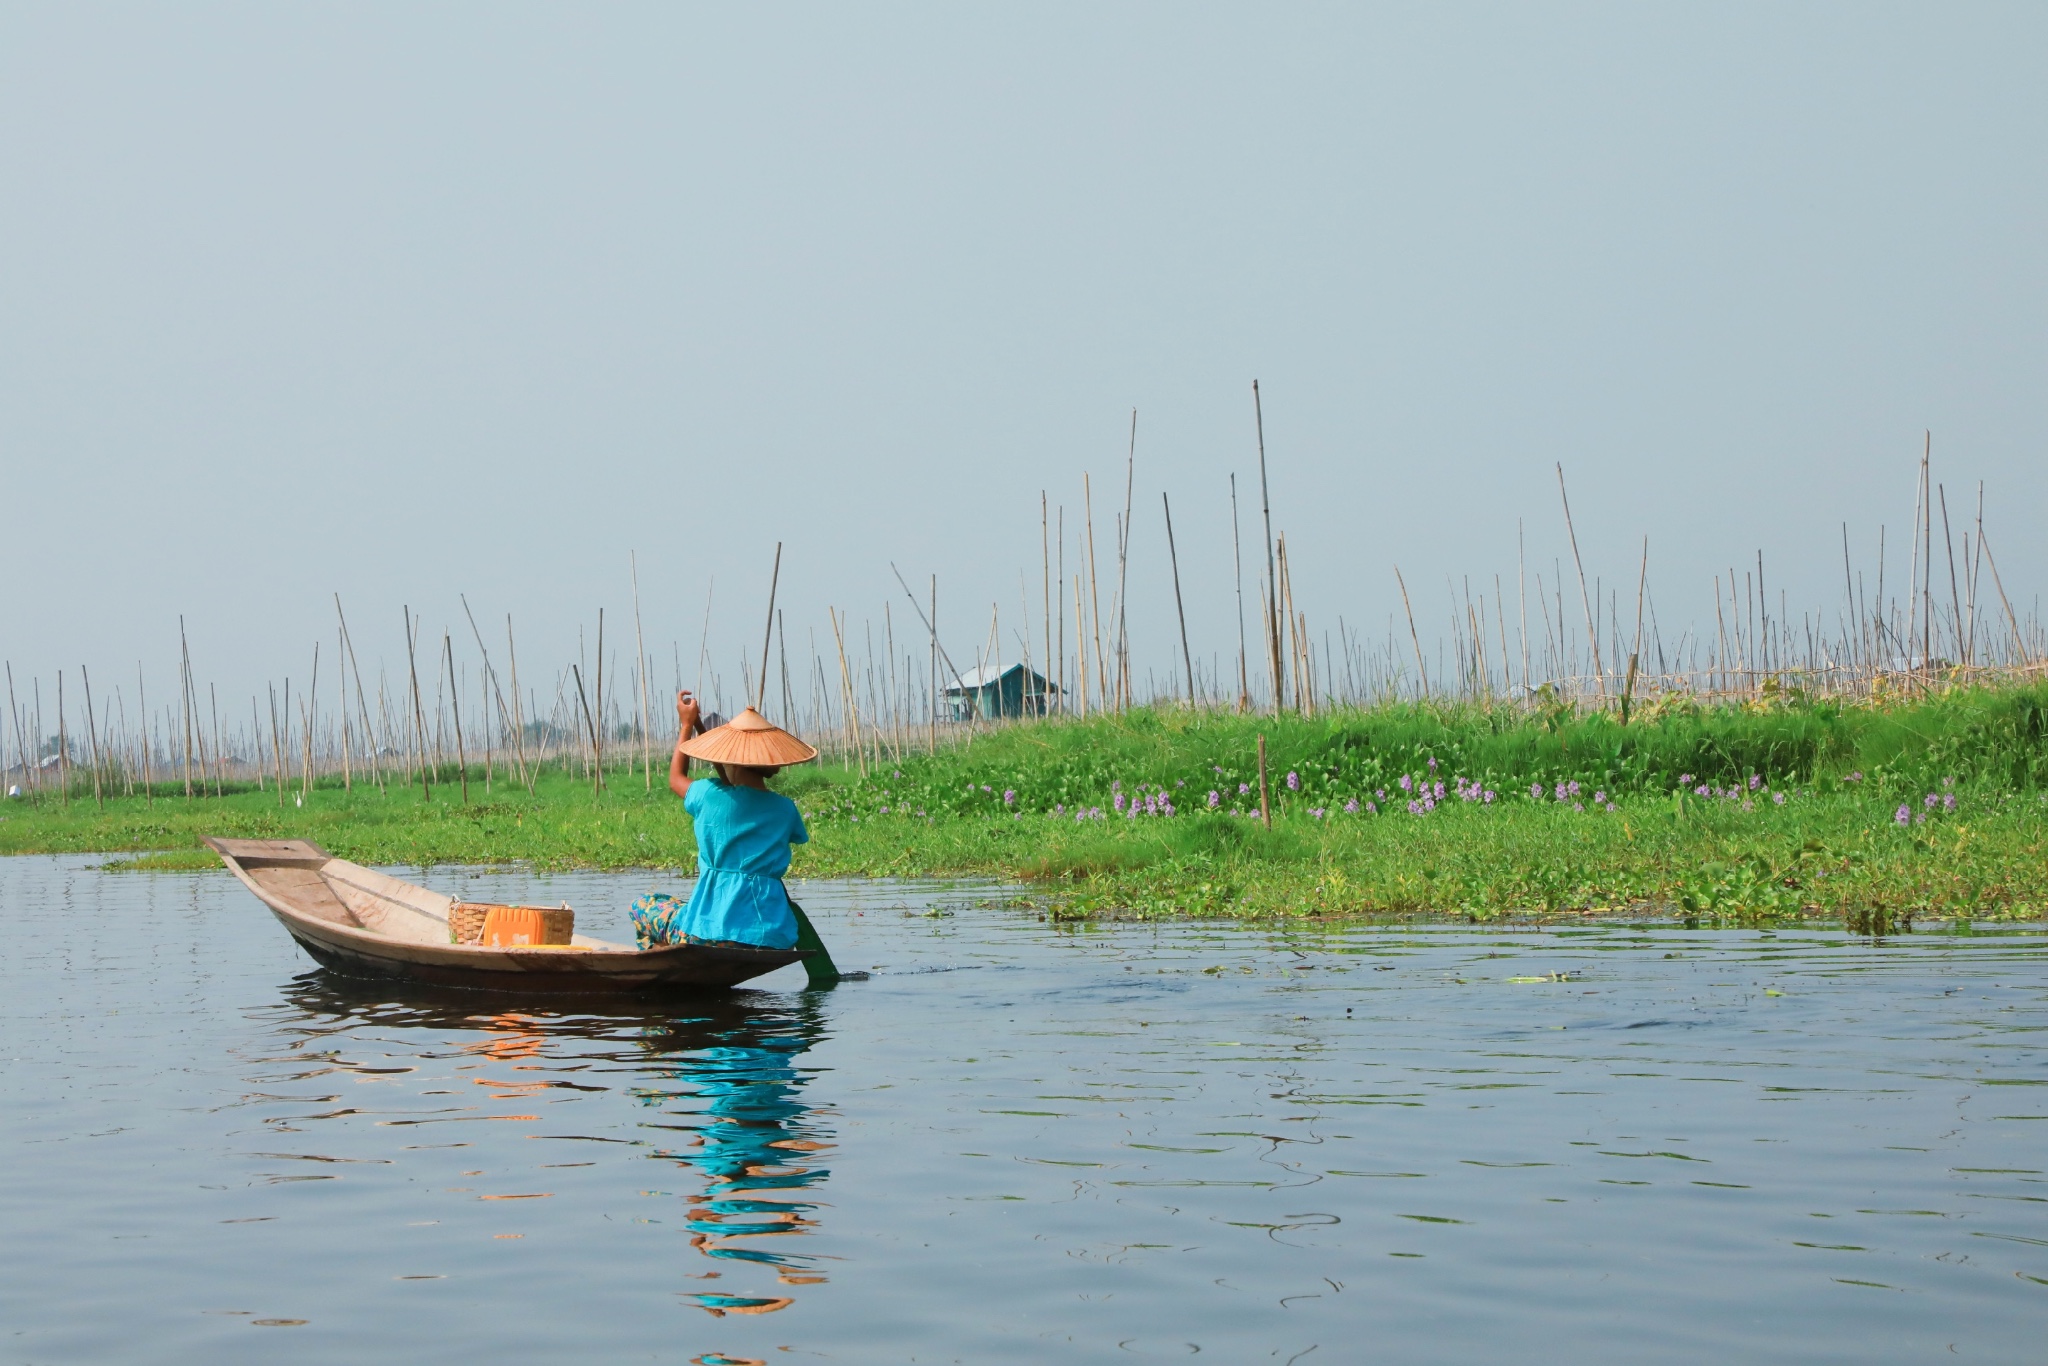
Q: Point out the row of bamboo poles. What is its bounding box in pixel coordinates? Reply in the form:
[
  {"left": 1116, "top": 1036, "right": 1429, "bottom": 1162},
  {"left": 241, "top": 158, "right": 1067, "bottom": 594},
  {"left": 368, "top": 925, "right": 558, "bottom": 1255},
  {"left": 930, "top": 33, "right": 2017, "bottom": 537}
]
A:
[{"left": 6, "top": 404, "right": 2039, "bottom": 805}]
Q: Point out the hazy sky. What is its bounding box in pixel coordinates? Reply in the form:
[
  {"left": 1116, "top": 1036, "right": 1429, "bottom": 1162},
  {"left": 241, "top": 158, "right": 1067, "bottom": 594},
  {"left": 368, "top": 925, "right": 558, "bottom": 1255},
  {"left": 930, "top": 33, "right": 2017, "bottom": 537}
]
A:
[{"left": 3, "top": 4, "right": 2043, "bottom": 725}]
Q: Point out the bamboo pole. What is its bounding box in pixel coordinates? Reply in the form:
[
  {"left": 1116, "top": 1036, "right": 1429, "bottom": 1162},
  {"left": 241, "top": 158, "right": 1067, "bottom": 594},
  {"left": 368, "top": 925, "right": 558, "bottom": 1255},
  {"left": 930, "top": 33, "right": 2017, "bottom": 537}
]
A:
[
  {"left": 304, "top": 642, "right": 318, "bottom": 798},
  {"left": 1071, "top": 574, "right": 1089, "bottom": 719},
  {"left": 632, "top": 551, "right": 652, "bottom": 789},
  {"left": 1257, "top": 733, "right": 1271, "bottom": 829},
  {"left": 506, "top": 616, "right": 529, "bottom": 792},
  {"left": 443, "top": 632, "right": 467, "bottom": 802},
  {"left": 1163, "top": 491, "right": 1194, "bottom": 705},
  {"left": 136, "top": 665, "right": 150, "bottom": 800},
  {"left": 2, "top": 664, "right": 19, "bottom": 796},
  {"left": 828, "top": 608, "right": 865, "bottom": 777},
  {"left": 695, "top": 578, "right": 715, "bottom": 700},
  {"left": 1253, "top": 381, "right": 1282, "bottom": 712},
  {"left": 929, "top": 577, "right": 938, "bottom": 753},
  {"left": 1939, "top": 483, "right": 1962, "bottom": 666},
  {"left": 403, "top": 607, "right": 431, "bottom": 798},
  {"left": 1979, "top": 528, "right": 2027, "bottom": 666},
  {"left": 1115, "top": 409, "right": 1136, "bottom": 710},
  {"left": 209, "top": 683, "right": 224, "bottom": 796},
  {"left": 1056, "top": 507, "right": 1066, "bottom": 713},
  {"left": 1555, "top": 464, "right": 1604, "bottom": 700},
  {"left": 178, "top": 620, "right": 193, "bottom": 798},
  {"left": 1394, "top": 566, "right": 1429, "bottom": 697},
  {"left": 1231, "top": 473, "right": 1249, "bottom": 711},
  {"left": 1040, "top": 492, "right": 1051, "bottom": 714},
  {"left": 268, "top": 684, "right": 285, "bottom": 807},
  {"left": 1921, "top": 433, "right": 1934, "bottom": 673},
  {"left": 570, "top": 664, "right": 600, "bottom": 798},
  {"left": 756, "top": 542, "right": 783, "bottom": 713},
  {"left": 1517, "top": 520, "right": 1530, "bottom": 695},
  {"left": 1084, "top": 473, "right": 1107, "bottom": 713},
  {"left": 337, "top": 597, "right": 383, "bottom": 792},
  {"left": 81, "top": 666, "right": 103, "bottom": 809},
  {"left": 56, "top": 671, "right": 69, "bottom": 805}
]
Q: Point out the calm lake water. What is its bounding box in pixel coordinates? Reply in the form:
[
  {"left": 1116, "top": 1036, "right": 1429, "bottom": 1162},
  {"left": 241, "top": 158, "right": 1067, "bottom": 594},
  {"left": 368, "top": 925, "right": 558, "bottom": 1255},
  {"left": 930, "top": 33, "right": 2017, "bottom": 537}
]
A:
[{"left": 2, "top": 855, "right": 2043, "bottom": 1364}]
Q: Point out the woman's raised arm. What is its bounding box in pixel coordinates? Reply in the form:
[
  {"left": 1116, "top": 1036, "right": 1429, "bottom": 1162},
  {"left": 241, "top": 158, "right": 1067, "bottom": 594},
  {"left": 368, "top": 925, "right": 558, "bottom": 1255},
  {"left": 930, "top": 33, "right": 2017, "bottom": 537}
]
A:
[{"left": 668, "top": 690, "right": 703, "bottom": 799}]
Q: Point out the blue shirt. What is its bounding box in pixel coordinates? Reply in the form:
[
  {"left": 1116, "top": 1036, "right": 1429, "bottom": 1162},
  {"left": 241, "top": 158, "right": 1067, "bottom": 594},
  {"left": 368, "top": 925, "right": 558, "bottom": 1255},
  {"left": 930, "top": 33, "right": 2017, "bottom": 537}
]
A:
[{"left": 678, "top": 778, "right": 809, "bottom": 949}]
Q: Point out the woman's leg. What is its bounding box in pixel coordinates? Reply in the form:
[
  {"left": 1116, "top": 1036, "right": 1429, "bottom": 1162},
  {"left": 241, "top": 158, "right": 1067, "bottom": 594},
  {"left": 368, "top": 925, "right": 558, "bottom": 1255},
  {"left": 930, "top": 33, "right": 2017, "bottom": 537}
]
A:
[
  {"left": 631, "top": 893, "right": 689, "bottom": 950},
  {"left": 786, "top": 901, "right": 842, "bottom": 987}
]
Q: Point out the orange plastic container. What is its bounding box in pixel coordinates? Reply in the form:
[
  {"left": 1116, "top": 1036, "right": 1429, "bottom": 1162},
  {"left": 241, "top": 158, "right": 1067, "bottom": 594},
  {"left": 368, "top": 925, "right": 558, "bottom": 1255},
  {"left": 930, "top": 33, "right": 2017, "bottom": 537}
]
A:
[{"left": 478, "top": 904, "right": 575, "bottom": 947}]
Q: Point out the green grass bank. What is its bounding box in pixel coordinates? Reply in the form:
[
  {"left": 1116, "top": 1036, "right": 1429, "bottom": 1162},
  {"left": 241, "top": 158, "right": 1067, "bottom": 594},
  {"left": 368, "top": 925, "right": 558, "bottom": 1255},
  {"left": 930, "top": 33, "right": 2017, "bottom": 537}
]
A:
[{"left": 5, "top": 682, "right": 2046, "bottom": 926}]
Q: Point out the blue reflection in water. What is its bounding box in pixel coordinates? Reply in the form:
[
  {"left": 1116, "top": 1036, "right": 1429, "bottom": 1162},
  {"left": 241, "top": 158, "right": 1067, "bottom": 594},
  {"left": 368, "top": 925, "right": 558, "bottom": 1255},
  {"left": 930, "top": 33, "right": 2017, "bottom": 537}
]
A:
[{"left": 640, "top": 1000, "right": 834, "bottom": 1318}]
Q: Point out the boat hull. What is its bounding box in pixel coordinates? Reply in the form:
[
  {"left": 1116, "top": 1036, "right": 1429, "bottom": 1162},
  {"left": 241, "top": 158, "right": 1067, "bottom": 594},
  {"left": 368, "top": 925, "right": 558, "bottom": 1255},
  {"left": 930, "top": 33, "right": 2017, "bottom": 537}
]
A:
[{"left": 206, "top": 836, "right": 808, "bottom": 995}]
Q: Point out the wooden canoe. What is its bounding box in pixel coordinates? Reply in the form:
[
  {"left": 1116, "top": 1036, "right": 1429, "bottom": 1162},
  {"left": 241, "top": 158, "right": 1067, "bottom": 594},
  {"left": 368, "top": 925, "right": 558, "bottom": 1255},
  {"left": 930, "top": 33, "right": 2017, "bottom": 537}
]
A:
[{"left": 204, "top": 836, "right": 807, "bottom": 994}]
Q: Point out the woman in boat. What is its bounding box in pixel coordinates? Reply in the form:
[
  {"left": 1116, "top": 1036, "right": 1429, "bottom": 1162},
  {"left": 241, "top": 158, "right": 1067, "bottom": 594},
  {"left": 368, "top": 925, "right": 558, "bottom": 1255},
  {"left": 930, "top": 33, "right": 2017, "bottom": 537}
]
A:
[{"left": 632, "top": 692, "right": 838, "bottom": 979}]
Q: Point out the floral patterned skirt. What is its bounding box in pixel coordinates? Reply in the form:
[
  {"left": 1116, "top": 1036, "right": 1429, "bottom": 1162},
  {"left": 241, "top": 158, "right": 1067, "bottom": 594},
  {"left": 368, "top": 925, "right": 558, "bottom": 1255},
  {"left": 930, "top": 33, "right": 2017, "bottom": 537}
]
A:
[{"left": 630, "top": 892, "right": 757, "bottom": 951}]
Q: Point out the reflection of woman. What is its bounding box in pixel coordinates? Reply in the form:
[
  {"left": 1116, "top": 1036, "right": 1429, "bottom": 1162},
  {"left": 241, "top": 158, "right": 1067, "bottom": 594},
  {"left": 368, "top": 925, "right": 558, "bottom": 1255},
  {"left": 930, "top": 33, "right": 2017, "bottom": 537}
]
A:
[
  {"left": 632, "top": 693, "right": 838, "bottom": 981},
  {"left": 639, "top": 997, "right": 834, "bottom": 1315}
]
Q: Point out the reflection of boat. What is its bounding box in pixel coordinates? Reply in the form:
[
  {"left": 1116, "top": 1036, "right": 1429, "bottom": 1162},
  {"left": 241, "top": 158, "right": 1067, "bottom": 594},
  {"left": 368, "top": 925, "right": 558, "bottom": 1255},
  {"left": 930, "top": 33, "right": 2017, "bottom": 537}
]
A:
[{"left": 205, "top": 836, "right": 806, "bottom": 993}]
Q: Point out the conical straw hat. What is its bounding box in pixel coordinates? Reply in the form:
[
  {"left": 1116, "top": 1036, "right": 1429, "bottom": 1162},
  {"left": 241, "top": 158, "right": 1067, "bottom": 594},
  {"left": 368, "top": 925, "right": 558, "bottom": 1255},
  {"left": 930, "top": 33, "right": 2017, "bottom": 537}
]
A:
[{"left": 679, "top": 707, "right": 818, "bottom": 767}]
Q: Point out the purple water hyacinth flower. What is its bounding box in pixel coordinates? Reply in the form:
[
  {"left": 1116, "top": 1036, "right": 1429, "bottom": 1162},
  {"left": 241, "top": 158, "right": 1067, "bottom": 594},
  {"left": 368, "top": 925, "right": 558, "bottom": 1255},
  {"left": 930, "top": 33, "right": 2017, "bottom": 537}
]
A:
[
  {"left": 1239, "top": 783, "right": 1251, "bottom": 796},
  {"left": 1286, "top": 771, "right": 1300, "bottom": 791},
  {"left": 1003, "top": 789, "right": 1016, "bottom": 806},
  {"left": 1145, "top": 795, "right": 1158, "bottom": 815},
  {"left": 1055, "top": 803, "right": 1065, "bottom": 815},
  {"left": 1894, "top": 804, "right": 1911, "bottom": 825},
  {"left": 1366, "top": 800, "right": 1378, "bottom": 814},
  {"left": 1773, "top": 792, "right": 1786, "bottom": 805},
  {"left": 982, "top": 784, "right": 992, "bottom": 793},
  {"left": 1112, "top": 779, "right": 1122, "bottom": 792},
  {"left": 1484, "top": 790, "right": 1496, "bottom": 803},
  {"left": 1311, "top": 807, "right": 1325, "bottom": 819},
  {"left": 879, "top": 806, "right": 889, "bottom": 814},
  {"left": 1162, "top": 799, "right": 1176, "bottom": 816},
  {"left": 1678, "top": 773, "right": 1694, "bottom": 785},
  {"left": 1208, "top": 790, "right": 1221, "bottom": 808},
  {"left": 1924, "top": 793, "right": 1938, "bottom": 809},
  {"left": 1593, "top": 791, "right": 1606, "bottom": 805},
  {"left": 1113, "top": 793, "right": 1126, "bottom": 813},
  {"left": 1344, "top": 798, "right": 1359, "bottom": 814},
  {"left": 1530, "top": 783, "right": 1543, "bottom": 799},
  {"left": 1407, "top": 800, "right": 1422, "bottom": 815},
  {"left": 1695, "top": 784, "right": 1710, "bottom": 797},
  {"left": 1427, "top": 756, "right": 1438, "bottom": 771},
  {"left": 1848, "top": 771, "right": 1863, "bottom": 782},
  {"left": 1943, "top": 776, "right": 1955, "bottom": 788},
  {"left": 1554, "top": 782, "right": 1568, "bottom": 802},
  {"left": 1400, "top": 774, "right": 1413, "bottom": 792},
  {"left": 1943, "top": 793, "right": 1955, "bottom": 811},
  {"left": 1568, "top": 780, "right": 1581, "bottom": 797},
  {"left": 1748, "top": 774, "right": 1762, "bottom": 791},
  {"left": 1423, "top": 796, "right": 1436, "bottom": 812},
  {"left": 1434, "top": 781, "right": 1445, "bottom": 800}
]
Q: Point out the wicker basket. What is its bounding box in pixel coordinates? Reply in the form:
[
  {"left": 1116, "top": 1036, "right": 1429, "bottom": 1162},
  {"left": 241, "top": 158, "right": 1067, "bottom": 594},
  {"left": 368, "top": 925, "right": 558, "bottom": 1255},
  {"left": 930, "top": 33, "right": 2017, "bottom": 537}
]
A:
[{"left": 451, "top": 902, "right": 574, "bottom": 946}]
